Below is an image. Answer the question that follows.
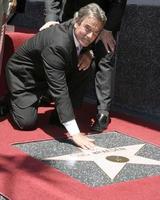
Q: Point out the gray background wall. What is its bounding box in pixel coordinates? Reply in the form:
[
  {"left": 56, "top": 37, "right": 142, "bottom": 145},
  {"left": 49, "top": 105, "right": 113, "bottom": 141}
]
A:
[{"left": 112, "top": 0, "right": 160, "bottom": 124}]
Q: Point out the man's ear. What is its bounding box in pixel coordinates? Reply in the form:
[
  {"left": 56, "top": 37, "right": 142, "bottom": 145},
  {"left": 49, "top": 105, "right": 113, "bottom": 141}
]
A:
[{"left": 74, "top": 22, "right": 78, "bottom": 29}]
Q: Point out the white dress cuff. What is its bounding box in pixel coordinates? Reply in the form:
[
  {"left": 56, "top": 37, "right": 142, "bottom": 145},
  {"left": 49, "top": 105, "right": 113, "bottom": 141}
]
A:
[{"left": 63, "top": 119, "right": 80, "bottom": 136}]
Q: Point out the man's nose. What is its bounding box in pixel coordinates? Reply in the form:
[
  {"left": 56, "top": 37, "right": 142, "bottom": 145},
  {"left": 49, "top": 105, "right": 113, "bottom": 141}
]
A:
[{"left": 87, "top": 31, "right": 94, "bottom": 39}]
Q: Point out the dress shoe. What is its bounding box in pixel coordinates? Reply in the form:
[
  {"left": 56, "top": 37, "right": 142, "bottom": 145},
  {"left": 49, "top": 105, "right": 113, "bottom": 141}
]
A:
[
  {"left": 0, "top": 103, "right": 9, "bottom": 117},
  {"left": 49, "top": 111, "right": 64, "bottom": 129},
  {"left": 91, "top": 113, "right": 110, "bottom": 132},
  {"left": 0, "top": 97, "right": 9, "bottom": 117}
]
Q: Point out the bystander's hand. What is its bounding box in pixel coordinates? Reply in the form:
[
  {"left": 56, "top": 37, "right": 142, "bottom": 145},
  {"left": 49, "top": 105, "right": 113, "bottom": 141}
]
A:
[
  {"left": 71, "top": 133, "right": 95, "bottom": 149},
  {"left": 78, "top": 51, "right": 93, "bottom": 71},
  {"left": 39, "top": 21, "right": 59, "bottom": 31},
  {"left": 97, "top": 29, "right": 116, "bottom": 53}
]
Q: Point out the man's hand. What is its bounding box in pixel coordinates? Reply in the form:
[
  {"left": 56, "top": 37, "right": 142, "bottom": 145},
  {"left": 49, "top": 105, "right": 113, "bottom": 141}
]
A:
[
  {"left": 78, "top": 51, "right": 93, "bottom": 71},
  {"left": 39, "top": 21, "right": 59, "bottom": 31},
  {"left": 97, "top": 29, "right": 116, "bottom": 53},
  {"left": 71, "top": 133, "right": 95, "bottom": 149}
]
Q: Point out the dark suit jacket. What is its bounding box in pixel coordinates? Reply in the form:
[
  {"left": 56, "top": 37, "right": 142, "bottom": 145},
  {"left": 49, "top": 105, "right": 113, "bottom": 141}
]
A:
[
  {"left": 16, "top": 0, "right": 26, "bottom": 12},
  {"left": 45, "top": 0, "right": 127, "bottom": 33},
  {"left": 6, "top": 20, "right": 79, "bottom": 123}
]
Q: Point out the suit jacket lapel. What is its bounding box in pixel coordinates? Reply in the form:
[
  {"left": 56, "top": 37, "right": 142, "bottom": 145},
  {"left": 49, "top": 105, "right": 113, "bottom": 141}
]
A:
[{"left": 67, "top": 21, "right": 79, "bottom": 70}]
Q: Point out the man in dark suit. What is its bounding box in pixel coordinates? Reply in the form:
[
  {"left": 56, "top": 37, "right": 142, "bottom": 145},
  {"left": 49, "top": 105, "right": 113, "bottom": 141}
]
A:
[
  {"left": 40, "top": 0, "right": 127, "bottom": 132},
  {"left": 6, "top": 3, "right": 106, "bottom": 149}
]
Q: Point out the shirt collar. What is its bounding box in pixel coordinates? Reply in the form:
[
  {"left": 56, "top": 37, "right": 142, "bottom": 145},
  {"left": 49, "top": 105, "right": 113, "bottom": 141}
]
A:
[{"left": 73, "top": 30, "right": 82, "bottom": 53}]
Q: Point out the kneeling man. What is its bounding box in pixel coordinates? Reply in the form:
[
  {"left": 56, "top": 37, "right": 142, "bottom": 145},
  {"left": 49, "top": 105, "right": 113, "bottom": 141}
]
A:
[{"left": 6, "top": 3, "right": 106, "bottom": 149}]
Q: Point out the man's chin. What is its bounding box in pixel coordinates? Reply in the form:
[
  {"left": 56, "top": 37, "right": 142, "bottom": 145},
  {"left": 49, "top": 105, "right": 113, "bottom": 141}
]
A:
[{"left": 81, "top": 41, "right": 91, "bottom": 47}]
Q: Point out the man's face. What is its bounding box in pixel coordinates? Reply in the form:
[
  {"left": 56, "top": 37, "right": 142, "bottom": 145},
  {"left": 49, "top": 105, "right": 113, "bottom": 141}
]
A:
[{"left": 74, "top": 17, "right": 103, "bottom": 47}]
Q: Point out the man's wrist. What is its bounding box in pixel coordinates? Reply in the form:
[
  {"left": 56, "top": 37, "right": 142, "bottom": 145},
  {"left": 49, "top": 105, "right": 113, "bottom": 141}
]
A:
[{"left": 63, "top": 119, "right": 80, "bottom": 136}]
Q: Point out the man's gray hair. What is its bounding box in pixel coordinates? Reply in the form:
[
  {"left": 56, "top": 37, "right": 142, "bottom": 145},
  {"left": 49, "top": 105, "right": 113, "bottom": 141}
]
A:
[{"left": 73, "top": 3, "right": 107, "bottom": 26}]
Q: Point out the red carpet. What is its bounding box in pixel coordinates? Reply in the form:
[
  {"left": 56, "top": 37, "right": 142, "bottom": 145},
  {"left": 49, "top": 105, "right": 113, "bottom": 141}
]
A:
[
  {"left": 1, "top": 30, "right": 160, "bottom": 200},
  {"left": 0, "top": 103, "right": 160, "bottom": 200}
]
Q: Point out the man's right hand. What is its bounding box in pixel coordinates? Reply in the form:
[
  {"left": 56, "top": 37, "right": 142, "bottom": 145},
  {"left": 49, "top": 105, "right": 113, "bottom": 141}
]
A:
[
  {"left": 71, "top": 133, "right": 95, "bottom": 150},
  {"left": 78, "top": 51, "right": 94, "bottom": 71},
  {"left": 97, "top": 29, "right": 116, "bottom": 53},
  {"left": 39, "top": 21, "right": 59, "bottom": 31}
]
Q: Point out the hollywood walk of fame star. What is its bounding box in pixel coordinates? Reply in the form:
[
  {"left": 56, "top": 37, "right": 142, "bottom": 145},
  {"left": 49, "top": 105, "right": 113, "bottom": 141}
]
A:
[{"left": 42, "top": 144, "right": 160, "bottom": 180}]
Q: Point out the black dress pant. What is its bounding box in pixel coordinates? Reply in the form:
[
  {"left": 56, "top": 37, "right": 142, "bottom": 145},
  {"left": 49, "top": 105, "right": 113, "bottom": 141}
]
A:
[{"left": 94, "top": 34, "right": 117, "bottom": 116}]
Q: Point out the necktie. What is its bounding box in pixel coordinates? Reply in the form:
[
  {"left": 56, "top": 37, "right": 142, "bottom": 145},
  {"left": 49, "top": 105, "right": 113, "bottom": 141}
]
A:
[{"left": 76, "top": 46, "right": 81, "bottom": 56}]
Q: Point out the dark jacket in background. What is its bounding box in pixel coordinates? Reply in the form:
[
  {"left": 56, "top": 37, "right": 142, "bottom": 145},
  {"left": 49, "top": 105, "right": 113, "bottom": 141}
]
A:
[{"left": 16, "top": 0, "right": 26, "bottom": 12}]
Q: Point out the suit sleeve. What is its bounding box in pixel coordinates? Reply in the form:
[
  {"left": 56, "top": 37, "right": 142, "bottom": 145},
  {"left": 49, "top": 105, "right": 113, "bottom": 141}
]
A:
[
  {"left": 105, "top": 0, "right": 127, "bottom": 33},
  {"left": 44, "top": 0, "right": 63, "bottom": 22},
  {"left": 41, "top": 45, "right": 75, "bottom": 123}
]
